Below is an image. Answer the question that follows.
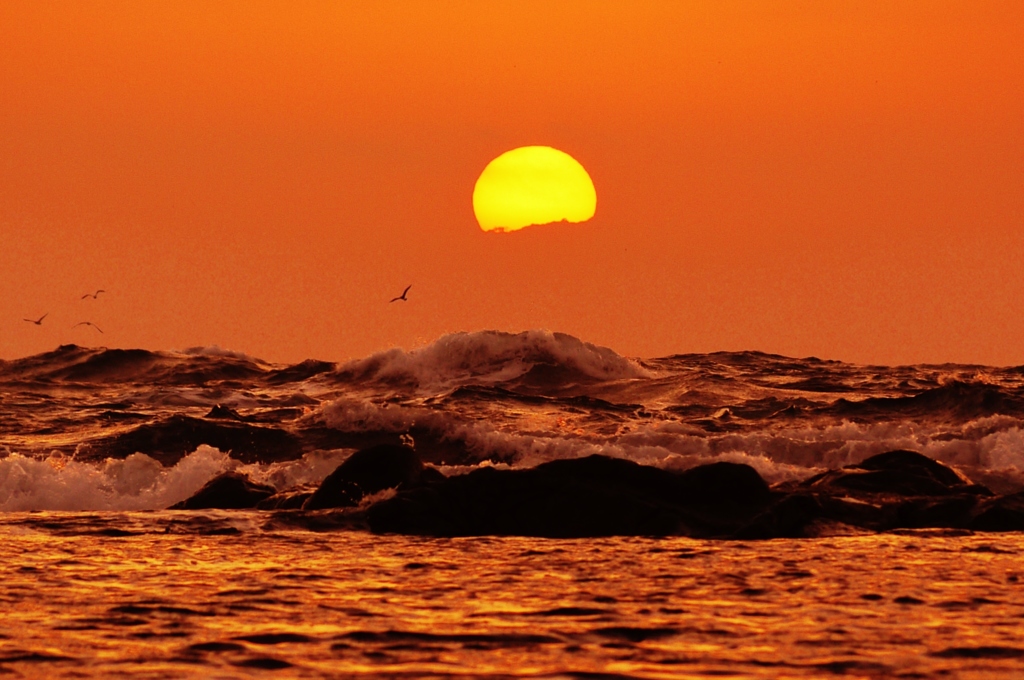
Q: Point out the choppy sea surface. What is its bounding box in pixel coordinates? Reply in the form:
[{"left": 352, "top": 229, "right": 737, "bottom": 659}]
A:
[
  {"left": 2, "top": 525, "right": 1024, "bottom": 678},
  {"left": 4, "top": 329, "right": 1024, "bottom": 676}
]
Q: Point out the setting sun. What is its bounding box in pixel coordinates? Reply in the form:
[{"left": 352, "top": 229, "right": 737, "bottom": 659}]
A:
[
  {"left": 472, "top": 146, "right": 597, "bottom": 232},
  {"left": 6, "top": 3, "right": 1024, "bottom": 677}
]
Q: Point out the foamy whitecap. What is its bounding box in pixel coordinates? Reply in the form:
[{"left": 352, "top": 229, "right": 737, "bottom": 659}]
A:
[
  {"left": 320, "top": 398, "right": 419, "bottom": 433},
  {"left": 6, "top": 330, "right": 1024, "bottom": 508},
  {"left": 315, "top": 393, "right": 1024, "bottom": 486},
  {"left": 333, "top": 330, "right": 648, "bottom": 391},
  {"left": 0, "top": 446, "right": 230, "bottom": 511},
  {"left": 0, "top": 447, "right": 350, "bottom": 512}
]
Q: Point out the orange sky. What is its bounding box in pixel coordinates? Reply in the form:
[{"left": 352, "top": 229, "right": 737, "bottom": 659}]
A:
[{"left": 2, "top": 1, "right": 1022, "bottom": 365}]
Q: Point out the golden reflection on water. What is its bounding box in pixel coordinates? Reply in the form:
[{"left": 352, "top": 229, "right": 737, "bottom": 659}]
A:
[{"left": 0, "top": 513, "right": 1022, "bottom": 678}]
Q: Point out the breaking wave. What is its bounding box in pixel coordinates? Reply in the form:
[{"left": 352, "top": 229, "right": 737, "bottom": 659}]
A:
[
  {"left": 0, "top": 447, "right": 348, "bottom": 512},
  {"left": 331, "top": 330, "right": 647, "bottom": 392},
  {"left": 5, "top": 329, "right": 1024, "bottom": 509},
  {"left": 317, "top": 397, "right": 1024, "bottom": 488}
]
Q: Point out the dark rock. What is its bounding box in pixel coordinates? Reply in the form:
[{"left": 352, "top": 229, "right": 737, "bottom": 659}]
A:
[
  {"left": 367, "top": 454, "right": 773, "bottom": 538},
  {"left": 855, "top": 450, "right": 970, "bottom": 487},
  {"left": 826, "top": 469, "right": 951, "bottom": 496},
  {"left": 171, "top": 472, "right": 276, "bottom": 510},
  {"left": 303, "top": 444, "right": 424, "bottom": 510},
  {"left": 256, "top": 484, "right": 318, "bottom": 510},
  {"left": 676, "top": 461, "right": 771, "bottom": 506},
  {"left": 302, "top": 478, "right": 362, "bottom": 511},
  {"left": 802, "top": 450, "right": 987, "bottom": 499},
  {"left": 271, "top": 447, "right": 1024, "bottom": 539},
  {"left": 736, "top": 494, "right": 828, "bottom": 539},
  {"left": 745, "top": 451, "right": 1000, "bottom": 536},
  {"left": 742, "top": 454, "right": 994, "bottom": 537},
  {"left": 894, "top": 495, "right": 982, "bottom": 529},
  {"left": 369, "top": 468, "right": 678, "bottom": 537},
  {"left": 970, "top": 492, "right": 1024, "bottom": 532}
]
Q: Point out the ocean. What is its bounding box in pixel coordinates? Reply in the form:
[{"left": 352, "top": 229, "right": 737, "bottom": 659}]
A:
[{"left": 2, "top": 329, "right": 1024, "bottom": 677}]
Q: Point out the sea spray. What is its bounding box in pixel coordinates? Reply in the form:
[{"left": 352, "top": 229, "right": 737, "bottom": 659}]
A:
[
  {"left": 4, "top": 329, "right": 1024, "bottom": 510},
  {"left": 0, "top": 447, "right": 349, "bottom": 512}
]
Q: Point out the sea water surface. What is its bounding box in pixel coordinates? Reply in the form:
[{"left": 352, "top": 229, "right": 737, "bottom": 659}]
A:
[
  {"left": 3, "top": 330, "right": 1024, "bottom": 676},
  {"left": 3, "top": 520, "right": 1024, "bottom": 678}
]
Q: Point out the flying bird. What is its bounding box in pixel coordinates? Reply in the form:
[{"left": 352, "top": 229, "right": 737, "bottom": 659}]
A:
[
  {"left": 72, "top": 321, "right": 103, "bottom": 334},
  {"left": 81, "top": 290, "right": 106, "bottom": 300},
  {"left": 390, "top": 285, "right": 411, "bottom": 303},
  {"left": 23, "top": 313, "right": 48, "bottom": 325}
]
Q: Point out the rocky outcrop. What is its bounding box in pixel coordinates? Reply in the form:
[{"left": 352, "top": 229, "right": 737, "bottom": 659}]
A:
[
  {"left": 366, "top": 454, "right": 772, "bottom": 538},
  {"left": 167, "top": 447, "right": 1024, "bottom": 539},
  {"left": 303, "top": 444, "right": 441, "bottom": 510},
  {"left": 256, "top": 484, "right": 318, "bottom": 510},
  {"left": 364, "top": 449, "right": 1024, "bottom": 538},
  {"left": 969, "top": 492, "right": 1024, "bottom": 531},
  {"left": 739, "top": 451, "right": 999, "bottom": 538},
  {"left": 800, "top": 450, "right": 986, "bottom": 499},
  {"left": 171, "top": 472, "right": 276, "bottom": 510}
]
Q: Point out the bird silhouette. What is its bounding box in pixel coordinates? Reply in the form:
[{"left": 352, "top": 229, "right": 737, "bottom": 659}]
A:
[
  {"left": 23, "top": 313, "right": 48, "bottom": 325},
  {"left": 72, "top": 321, "right": 103, "bottom": 334},
  {"left": 390, "top": 285, "right": 411, "bottom": 303},
  {"left": 81, "top": 290, "right": 106, "bottom": 300}
]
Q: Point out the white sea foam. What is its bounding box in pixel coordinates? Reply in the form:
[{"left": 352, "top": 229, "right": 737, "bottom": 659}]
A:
[
  {"left": 0, "top": 446, "right": 229, "bottom": 511},
  {"left": 3, "top": 414, "right": 1024, "bottom": 512},
  {"left": 0, "top": 447, "right": 349, "bottom": 512},
  {"left": 321, "top": 398, "right": 419, "bottom": 433},
  {"left": 9, "top": 329, "right": 1024, "bottom": 514},
  {"left": 318, "top": 394, "right": 1024, "bottom": 485},
  {"left": 319, "top": 396, "right": 824, "bottom": 482},
  {"left": 240, "top": 449, "right": 351, "bottom": 490}
]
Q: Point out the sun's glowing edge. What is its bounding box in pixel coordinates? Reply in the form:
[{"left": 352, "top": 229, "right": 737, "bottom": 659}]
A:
[{"left": 473, "top": 146, "right": 596, "bottom": 232}]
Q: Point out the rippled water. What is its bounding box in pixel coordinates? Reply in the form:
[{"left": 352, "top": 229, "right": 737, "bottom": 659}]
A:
[
  {"left": 5, "top": 331, "right": 1024, "bottom": 675},
  {"left": 2, "top": 516, "right": 1023, "bottom": 678}
]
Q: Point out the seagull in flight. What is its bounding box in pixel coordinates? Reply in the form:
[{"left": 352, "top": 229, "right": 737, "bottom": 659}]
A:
[
  {"left": 81, "top": 289, "right": 106, "bottom": 300},
  {"left": 23, "top": 313, "right": 48, "bottom": 325},
  {"left": 390, "top": 285, "right": 411, "bottom": 303},
  {"left": 72, "top": 321, "right": 103, "bottom": 334}
]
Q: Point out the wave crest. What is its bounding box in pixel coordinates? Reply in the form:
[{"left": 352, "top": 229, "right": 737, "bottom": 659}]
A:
[
  {"left": 332, "top": 330, "right": 646, "bottom": 392},
  {"left": 0, "top": 447, "right": 348, "bottom": 512}
]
